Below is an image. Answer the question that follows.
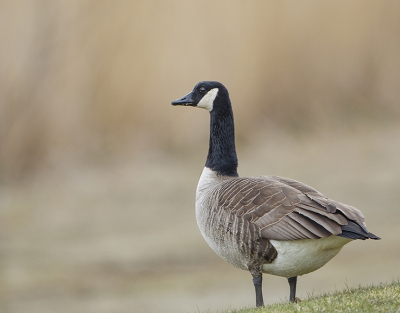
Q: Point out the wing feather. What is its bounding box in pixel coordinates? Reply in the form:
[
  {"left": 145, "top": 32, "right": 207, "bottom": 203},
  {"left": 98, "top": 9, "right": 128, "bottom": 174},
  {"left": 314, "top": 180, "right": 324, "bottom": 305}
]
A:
[{"left": 216, "top": 175, "right": 374, "bottom": 241}]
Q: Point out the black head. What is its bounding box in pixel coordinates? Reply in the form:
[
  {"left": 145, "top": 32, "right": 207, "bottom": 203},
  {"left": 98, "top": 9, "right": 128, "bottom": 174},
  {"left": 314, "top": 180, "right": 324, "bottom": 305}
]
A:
[
  {"left": 171, "top": 81, "right": 229, "bottom": 112},
  {"left": 172, "top": 81, "right": 237, "bottom": 176}
]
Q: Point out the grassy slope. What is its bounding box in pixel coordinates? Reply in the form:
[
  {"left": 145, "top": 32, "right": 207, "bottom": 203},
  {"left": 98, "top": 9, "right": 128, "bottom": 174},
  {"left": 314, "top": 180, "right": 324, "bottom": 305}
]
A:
[{"left": 223, "top": 280, "right": 400, "bottom": 313}]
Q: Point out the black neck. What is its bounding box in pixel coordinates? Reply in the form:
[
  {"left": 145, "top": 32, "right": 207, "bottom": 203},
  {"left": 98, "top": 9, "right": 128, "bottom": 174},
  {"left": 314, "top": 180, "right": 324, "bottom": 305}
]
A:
[{"left": 205, "top": 99, "right": 238, "bottom": 177}]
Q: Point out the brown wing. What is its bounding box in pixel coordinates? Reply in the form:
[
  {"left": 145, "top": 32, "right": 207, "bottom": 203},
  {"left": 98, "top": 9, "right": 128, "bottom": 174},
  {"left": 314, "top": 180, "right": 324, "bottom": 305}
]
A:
[{"left": 217, "top": 176, "right": 367, "bottom": 241}]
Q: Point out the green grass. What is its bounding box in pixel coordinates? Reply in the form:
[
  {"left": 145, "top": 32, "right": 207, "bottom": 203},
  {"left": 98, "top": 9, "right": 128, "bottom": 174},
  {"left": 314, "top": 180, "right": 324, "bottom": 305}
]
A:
[{"left": 220, "top": 280, "right": 400, "bottom": 313}]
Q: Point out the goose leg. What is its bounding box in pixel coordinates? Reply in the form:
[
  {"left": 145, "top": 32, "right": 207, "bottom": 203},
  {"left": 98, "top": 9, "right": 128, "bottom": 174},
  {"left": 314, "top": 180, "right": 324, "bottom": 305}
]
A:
[
  {"left": 287, "top": 276, "right": 297, "bottom": 302},
  {"left": 252, "top": 275, "right": 264, "bottom": 307}
]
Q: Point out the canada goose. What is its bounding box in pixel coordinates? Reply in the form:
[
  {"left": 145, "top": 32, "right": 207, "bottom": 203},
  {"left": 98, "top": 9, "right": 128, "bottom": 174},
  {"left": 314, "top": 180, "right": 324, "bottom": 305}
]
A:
[{"left": 171, "top": 81, "right": 380, "bottom": 307}]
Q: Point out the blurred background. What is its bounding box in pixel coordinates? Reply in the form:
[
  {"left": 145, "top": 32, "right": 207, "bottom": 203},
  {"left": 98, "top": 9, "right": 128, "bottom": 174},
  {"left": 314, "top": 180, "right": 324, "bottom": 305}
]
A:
[{"left": 1, "top": 1, "right": 399, "bottom": 312}]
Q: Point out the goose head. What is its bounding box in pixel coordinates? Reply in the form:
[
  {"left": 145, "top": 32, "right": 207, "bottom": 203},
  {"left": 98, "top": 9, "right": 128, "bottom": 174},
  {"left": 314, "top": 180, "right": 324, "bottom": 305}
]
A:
[
  {"left": 171, "top": 81, "right": 238, "bottom": 177},
  {"left": 171, "top": 81, "right": 230, "bottom": 112}
]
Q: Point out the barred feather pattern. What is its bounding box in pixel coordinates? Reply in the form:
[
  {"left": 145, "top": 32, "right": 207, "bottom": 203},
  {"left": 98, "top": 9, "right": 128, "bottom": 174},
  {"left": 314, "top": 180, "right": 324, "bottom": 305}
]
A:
[
  {"left": 197, "top": 186, "right": 277, "bottom": 271},
  {"left": 195, "top": 167, "right": 377, "bottom": 273}
]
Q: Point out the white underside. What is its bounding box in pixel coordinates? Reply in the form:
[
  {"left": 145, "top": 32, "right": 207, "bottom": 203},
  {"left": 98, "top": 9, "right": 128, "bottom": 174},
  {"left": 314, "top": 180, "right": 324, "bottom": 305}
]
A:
[{"left": 263, "top": 236, "right": 352, "bottom": 278}]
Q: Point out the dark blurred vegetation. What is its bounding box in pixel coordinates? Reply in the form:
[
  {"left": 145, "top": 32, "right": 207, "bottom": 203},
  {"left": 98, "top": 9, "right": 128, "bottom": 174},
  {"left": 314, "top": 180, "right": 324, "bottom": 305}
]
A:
[{"left": 1, "top": 1, "right": 399, "bottom": 182}]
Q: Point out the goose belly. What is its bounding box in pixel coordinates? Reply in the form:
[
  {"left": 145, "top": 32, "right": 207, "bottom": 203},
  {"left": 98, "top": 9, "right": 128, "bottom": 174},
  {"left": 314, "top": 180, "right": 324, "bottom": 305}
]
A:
[{"left": 263, "top": 236, "right": 352, "bottom": 278}]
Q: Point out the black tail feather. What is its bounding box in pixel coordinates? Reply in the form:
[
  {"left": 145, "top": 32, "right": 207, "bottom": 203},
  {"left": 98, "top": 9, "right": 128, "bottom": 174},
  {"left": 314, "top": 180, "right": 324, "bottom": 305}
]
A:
[{"left": 338, "top": 220, "right": 381, "bottom": 240}]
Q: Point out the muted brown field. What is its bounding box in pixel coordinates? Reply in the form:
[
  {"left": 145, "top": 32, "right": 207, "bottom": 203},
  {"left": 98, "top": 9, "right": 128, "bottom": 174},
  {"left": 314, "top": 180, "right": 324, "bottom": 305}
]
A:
[{"left": 1, "top": 2, "right": 400, "bottom": 313}]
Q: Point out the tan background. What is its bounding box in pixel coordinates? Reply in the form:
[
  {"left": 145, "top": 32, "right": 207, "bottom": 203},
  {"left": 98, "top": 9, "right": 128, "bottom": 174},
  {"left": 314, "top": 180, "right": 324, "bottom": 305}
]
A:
[{"left": 1, "top": 1, "right": 399, "bottom": 312}]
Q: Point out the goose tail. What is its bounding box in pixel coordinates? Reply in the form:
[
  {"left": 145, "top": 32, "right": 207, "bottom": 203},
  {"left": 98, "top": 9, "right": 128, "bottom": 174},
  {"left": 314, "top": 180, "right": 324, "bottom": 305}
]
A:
[{"left": 337, "top": 220, "right": 381, "bottom": 240}]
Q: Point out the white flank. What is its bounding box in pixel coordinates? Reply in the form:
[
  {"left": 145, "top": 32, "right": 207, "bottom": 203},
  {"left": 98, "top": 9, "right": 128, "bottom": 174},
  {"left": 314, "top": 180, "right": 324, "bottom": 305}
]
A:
[
  {"left": 262, "top": 236, "right": 352, "bottom": 278},
  {"left": 197, "top": 88, "right": 219, "bottom": 111}
]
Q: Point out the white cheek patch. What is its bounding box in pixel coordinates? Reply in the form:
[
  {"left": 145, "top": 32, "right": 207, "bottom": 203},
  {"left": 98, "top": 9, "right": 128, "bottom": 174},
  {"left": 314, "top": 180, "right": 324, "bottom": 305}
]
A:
[{"left": 197, "top": 88, "right": 219, "bottom": 111}]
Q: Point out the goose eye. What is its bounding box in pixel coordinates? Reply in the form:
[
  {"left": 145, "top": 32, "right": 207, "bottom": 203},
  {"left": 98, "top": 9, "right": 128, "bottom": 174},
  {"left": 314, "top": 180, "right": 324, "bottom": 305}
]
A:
[{"left": 199, "top": 87, "right": 206, "bottom": 93}]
